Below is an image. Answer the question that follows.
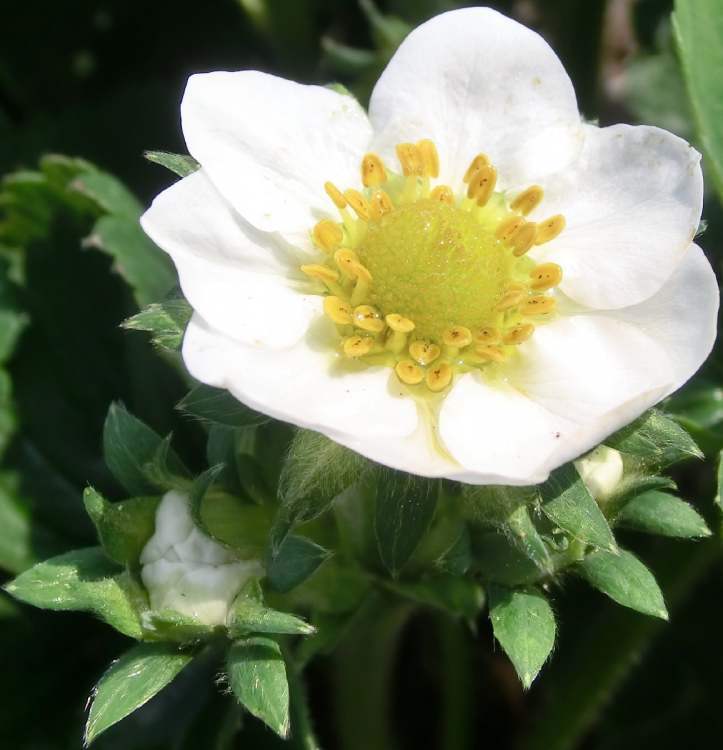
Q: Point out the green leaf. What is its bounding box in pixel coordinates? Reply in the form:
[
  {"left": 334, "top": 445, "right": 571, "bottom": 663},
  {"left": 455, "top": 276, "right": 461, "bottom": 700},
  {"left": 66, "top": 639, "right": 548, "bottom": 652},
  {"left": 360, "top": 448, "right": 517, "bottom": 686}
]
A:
[
  {"left": 674, "top": 0, "right": 723, "bottom": 202},
  {"left": 384, "top": 573, "right": 485, "bottom": 620},
  {"left": 716, "top": 449, "right": 723, "bottom": 512},
  {"left": 188, "top": 465, "right": 226, "bottom": 535},
  {"left": 199, "top": 491, "right": 272, "bottom": 559},
  {"left": 85, "top": 642, "right": 195, "bottom": 744},
  {"left": 227, "top": 637, "right": 290, "bottom": 738},
  {"left": 472, "top": 531, "right": 545, "bottom": 586},
  {"left": 177, "top": 384, "right": 268, "bottom": 427},
  {"left": 122, "top": 297, "right": 192, "bottom": 352},
  {"left": 0, "top": 308, "right": 28, "bottom": 365},
  {"left": 488, "top": 585, "right": 556, "bottom": 689},
  {"left": 605, "top": 409, "right": 702, "bottom": 468},
  {"left": 266, "top": 535, "right": 331, "bottom": 593},
  {"left": 83, "top": 486, "right": 160, "bottom": 565},
  {"left": 143, "top": 434, "right": 192, "bottom": 491},
  {"left": 374, "top": 471, "right": 440, "bottom": 577},
  {"left": 4, "top": 547, "right": 144, "bottom": 638},
  {"left": 140, "top": 609, "right": 215, "bottom": 643},
  {"left": 539, "top": 464, "right": 616, "bottom": 551},
  {"left": 616, "top": 490, "right": 711, "bottom": 538},
  {"left": 103, "top": 402, "right": 189, "bottom": 496},
  {"left": 70, "top": 169, "right": 142, "bottom": 217},
  {"left": 228, "top": 583, "right": 315, "bottom": 638},
  {"left": 144, "top": 150, "right": 200, "bottom": 178},
  {"left": 577, "top": 548, "right": 668, "bottom": 619}
]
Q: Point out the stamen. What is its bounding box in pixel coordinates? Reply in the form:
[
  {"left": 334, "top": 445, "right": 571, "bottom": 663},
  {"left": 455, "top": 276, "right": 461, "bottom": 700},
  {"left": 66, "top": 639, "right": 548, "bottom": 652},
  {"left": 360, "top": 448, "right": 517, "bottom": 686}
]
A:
[
  {"left": 475, "top": 344, "right": 506, "bottom": 363},
  {"left": 395, "top": 359, "right": 424, "bottom": 385},
  {"left": 504, "top": 323, "right": 535, "bottom": 345},
  {"left": 494, "top": 286, "right": 527, "bottom": 311},
  {"left": 417, "top": 139, "right": 440, "bottom": 178},
  {"left": 530, "top": 263, "right": 563, "bottom": 291},
  {"left": 442, "top": 326, "right": 472, "bottom": 348},
  {"left": 426, "top": 362, "right": 453, "bottom": 392},
  {"left": 350, "top": 261, "right": 373, "bottom": 306},
  {"left": 386, "top": 313, "right": 415, "bottom": 353},
  {"left": 324, "top": 296, "right": 353, "bottom": 325},
  {"left": 510, "top": 185, "right": 544, "bottom": 216},
  {"left": 430, "top": 185, "right": 455, "bottom": 205},
  {"left": 396, "top": 143, "right": 424, "bottom": 176},
  {"left": 467, "top": 164, "right": 497, "bottom": 207},
  {"left": 334, "top": 248, "right": 361, "bottom": 279},
  {"left": 535, "top": 215, "right": 566, "bottom": 245},
  {"left": 324, "top": 182, "right": 347, "bottom": 210},
  {"left": 344, "top": 189, "right": 370, "bottom": 221},
  {"left": 312, "top": 219, "right": 343, "bottom": 252},
  {"left": 476, "top": 326, "right": 500, "bottom": 344},
  {"left": 496, "top": 215, "right": 525, "bottom": 241},
  {"left": 409, "top": 340, "right": 441, "bottom": 366},
  {"left": 522, "top": 296, "right": 556, "bottom": 316},
  {"left": 510, "top": 221, "right": 537, "bottom": 256},
  {"left": 463, "top": 154, "right": 490, "bottom": 183},
  {"left": 361, "top": 153, "right": 387, "bottom": 188},
  {"left": 353, "top": 305, "right": 385, "bottom": 333},
  {"left": 343, "top": 336, "right": 374, "bottom": 358},
  {"left": 301, "top": 264, "right": 344, "bottom": 296},
  {"left": 369, "top": 190, "right": 393, "bottom": 220}
]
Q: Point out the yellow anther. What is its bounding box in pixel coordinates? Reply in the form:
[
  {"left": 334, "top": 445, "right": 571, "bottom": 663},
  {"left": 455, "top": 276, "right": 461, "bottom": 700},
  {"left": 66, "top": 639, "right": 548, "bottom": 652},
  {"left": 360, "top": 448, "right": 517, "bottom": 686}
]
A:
[
  {"left": 324, "top": 182, "right": 347, "bottom": 209},
  {"left": 510, "top": 185, "right": 544, "bottom": 216},
  {"left": 361, "top": 153, "right": 387, "bottom": 188},
  {"left": 510, "top": 221, "right": 537, "bottom": 256},
  {"left": 386, "top": 313, "right": 415, "bottom": 333},
  {"left": 494, "top": 287, "right": 527, "bottom": 311},
  {"left": 496, "top": 215, "right": 525, "bottom": 241},
  {"left": 426, "top": 362, "right": 453, "bottom": 392},
  {"left": 522, "top": 295, "right": 556, "bottom": 316},
  {"left": 334, "top": 248, "right": 361, "bottom": 279},
  {"left": 395, "top": 359, "right": 424, "bottom": 385},
  {"left": 504, "top": 323, "right": 535, "bottom": 345},
  {"left": 475, "top": 344, "right": 506, "bottom": 363},
  {"left": 417, "top": 139, "right": 440, "bottom": 178},
  {"left": 350, "top": 261, "right": 373, "bottom": 306},
  {"left": 353, "top": 304, "right": 385, "bottom": 333},
  {"left": 396, "top": 143, "right": 424, "bottom": 176},
  {"left": 323, "top": 296, "right": 353, "bottom": 325},
  {"left": 476, "top": 326, "right": 500, "bottom": 344},
  {"left": 350, "top": 261, "right": 372, "bottom": 283},
  {"left": 343, "top": 336, "right": 374, "bottom": 358},
  {"left": 409, "top": 340, "right": 441, "bottom": 366},
  {"left": 430, "top": 185, "right": 455, "bottom": 205},
  {"left": 369, "top": 190, "right": 393, "bottom": 220},
  {"left": 344, "top": 189, "right": 370, "bottom": 221},
  {"left": 535, "top": 215, "right": 566, "bottom": 245},
  {"left": 301, "top": 264, "right": 339, "bottom": 285},
  {"left": 466, "top": 164, "right": 497, "bottom": 207},
  {"left": 442, "top": 326, "right": 473, "bottom": 348},
  {"left": 312, "top": 219, "right": 343, "bottom": 252},
  {"left": 530, "top": 263, "right": 563, "bottom": 291},
  {"left": 463, "top": 154, "right": 490, "bottom": 183}
]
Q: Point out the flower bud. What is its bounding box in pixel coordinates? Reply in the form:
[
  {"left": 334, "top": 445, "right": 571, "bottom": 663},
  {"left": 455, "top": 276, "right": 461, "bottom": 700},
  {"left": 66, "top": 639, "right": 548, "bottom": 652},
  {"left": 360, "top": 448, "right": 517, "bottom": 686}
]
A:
[{"left": 574, "top": 446, "right": 624, "bottom": 502}]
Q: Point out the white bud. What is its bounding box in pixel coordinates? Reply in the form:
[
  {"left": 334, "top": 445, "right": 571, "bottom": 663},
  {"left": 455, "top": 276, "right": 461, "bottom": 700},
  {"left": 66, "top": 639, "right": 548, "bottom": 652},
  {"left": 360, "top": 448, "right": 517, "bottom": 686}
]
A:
[
  {"left": 574, "top": 446, "right": 624, "bottom": 501},
  {"left": 140, "top": 490, "right": 261, "bottom": 626}
]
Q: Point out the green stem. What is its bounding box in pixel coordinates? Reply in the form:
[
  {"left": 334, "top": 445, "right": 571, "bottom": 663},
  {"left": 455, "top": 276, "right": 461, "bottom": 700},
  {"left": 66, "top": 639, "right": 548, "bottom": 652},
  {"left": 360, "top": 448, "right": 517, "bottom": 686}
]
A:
[
  {"left": 438, "top": 616, "right": 474, "bottom": 750},
  {"left": 287, "top": 658, "right": 322, "bottom": 750},
  {"left": 332, "top": 591, "right": 415, "bottom": 750}
]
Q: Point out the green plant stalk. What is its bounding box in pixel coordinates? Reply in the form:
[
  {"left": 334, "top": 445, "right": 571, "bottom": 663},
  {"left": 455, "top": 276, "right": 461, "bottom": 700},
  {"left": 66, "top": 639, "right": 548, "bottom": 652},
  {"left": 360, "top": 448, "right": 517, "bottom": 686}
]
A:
[
  {"left": 332, "top": 591, "right": 415, "bottom": 750},
  {"left": 438, "top": 616, "right": 475, "bottom": 750}
]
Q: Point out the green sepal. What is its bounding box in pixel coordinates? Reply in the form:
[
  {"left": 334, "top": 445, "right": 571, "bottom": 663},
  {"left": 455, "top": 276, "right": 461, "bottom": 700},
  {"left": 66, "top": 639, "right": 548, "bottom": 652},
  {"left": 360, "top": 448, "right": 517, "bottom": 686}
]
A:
[
  {"left": 85, "top": 641, "right": 196, "bottom": 744},
  {"left": 144, "top": 150, "right": 200, "bottom": 178},
  {"left": 615, "top": 490, "right": 711, "bottom": 538},
  {"left": 472, "top": 531, "right": 547, "bottom": 586},
  {"left": 266, "top": 535, "right": 331, "bottom": 594},
  {"left": 384, "top": 573, "right": 485, "bottom": 620},
  {"left": 177, "top": 384, "right": 268, "bottom": 427},
  {"left": 374, "top": 470, "right": 440, "bottom": 577},
  {"left": 228, "top": 580, "right": 315, "bottom": 638},
  {"left": 435, "top": 527, "right": 473, "bottom": 576},
  {"left": 539, "top": 464, "right": 617, "bottom": 552},
  {"left": 122, "top": 297, "right": 192, "bottom": 353},
  {"left": 577, "top": 548, "right": 668, "bottom": 620},
  {"left": 188, "top": 465, "right": 226, "bottom": 537},
  {"left": 4, "top": 547, "right": 145, "bottom": 639},
  {"left": 226, "top": 636, "right": 290, "bottom": 738},
  {"left": 83, "top": 486, "right": 159, "bottom": 565},
  {"left": 488, "top": 585, "right": 556, "bottom": 689},
  {"left": 140, "top": 609, "right": 217, "bottom": 644},
  {"left": 143, "top": 434, "right": 192, "bottom": 492},
  {"left": 198, "top": 491, "right": 273, "bottom": 559},
  {"left": 103, "top": 402, "right": 190, "bottom": 496}
]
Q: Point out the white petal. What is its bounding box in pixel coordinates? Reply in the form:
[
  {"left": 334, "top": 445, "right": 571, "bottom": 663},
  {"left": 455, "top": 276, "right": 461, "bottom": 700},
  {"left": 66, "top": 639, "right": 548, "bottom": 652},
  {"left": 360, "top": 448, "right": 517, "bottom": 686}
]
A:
[
  {"left": 181, "top": 71, "right": 372, "bottom": 233},
  {"left": 369, "top": 7, "right": 582, "bottom": 189},
  {"left": 182, "top": 314, "right": 419, "bottom": 442},
  {"left": 530, "top": 124, "right": 703, "bottom": 309},
  {"left": 141, "top": 170, "right": 320, "bottom": 349},
  {"left": 594, "top": 243, "right": 718, "bottom": 394}
]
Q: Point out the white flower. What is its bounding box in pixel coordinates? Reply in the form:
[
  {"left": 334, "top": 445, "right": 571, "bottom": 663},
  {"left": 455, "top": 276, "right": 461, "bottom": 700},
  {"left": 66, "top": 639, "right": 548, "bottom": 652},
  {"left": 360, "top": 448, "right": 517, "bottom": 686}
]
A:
[
  {"left": 140, "top": 490, "right": 261, "bottom": 626},
  {"left": 575, "top": 446, "right": 624, "bottom": 501},
  {"left": 141, "top": 7, "right": 717, "bottom": 486}
]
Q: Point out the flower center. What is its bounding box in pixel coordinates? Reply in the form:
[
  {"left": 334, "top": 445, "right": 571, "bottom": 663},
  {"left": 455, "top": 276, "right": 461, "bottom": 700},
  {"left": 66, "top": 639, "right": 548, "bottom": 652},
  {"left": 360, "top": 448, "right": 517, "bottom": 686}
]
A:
[{"left": 301, "top": 141, "right": 566, "bottom": 394}]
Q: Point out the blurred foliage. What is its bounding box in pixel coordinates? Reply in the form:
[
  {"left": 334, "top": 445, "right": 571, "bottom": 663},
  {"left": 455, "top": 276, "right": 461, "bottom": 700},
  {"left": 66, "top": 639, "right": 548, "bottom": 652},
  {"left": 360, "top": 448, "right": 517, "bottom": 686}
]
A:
[{"left": 1, "top": 1, "right": 723, "bottom": 750}]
